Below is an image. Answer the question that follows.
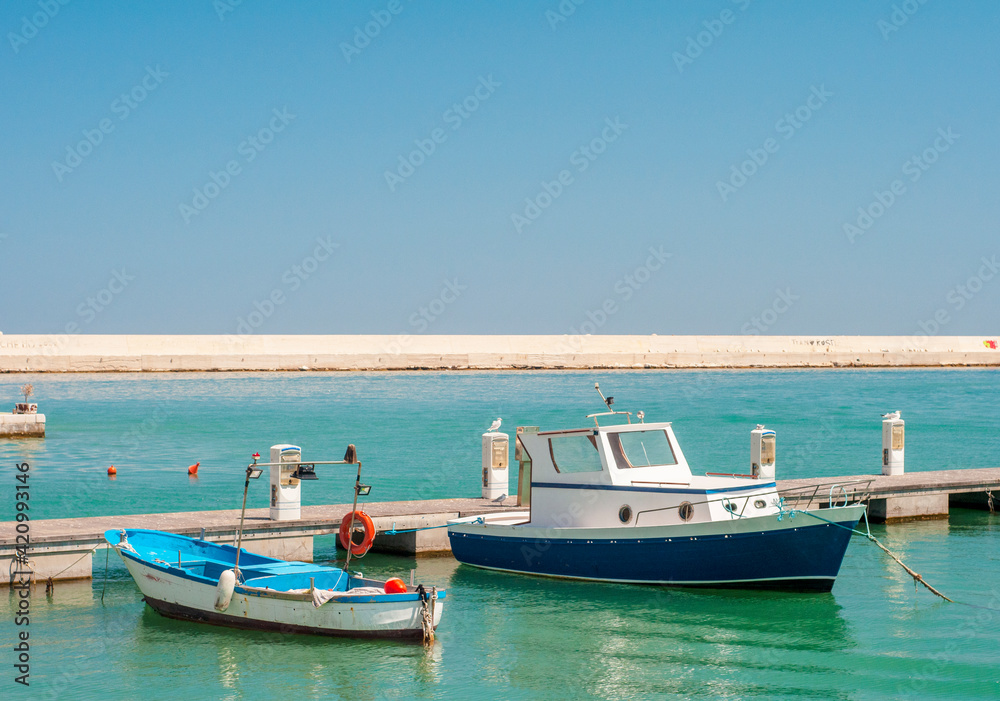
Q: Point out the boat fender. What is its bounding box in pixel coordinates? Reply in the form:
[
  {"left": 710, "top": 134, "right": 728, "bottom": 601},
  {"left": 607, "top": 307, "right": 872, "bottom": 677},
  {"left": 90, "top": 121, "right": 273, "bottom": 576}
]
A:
[
  {"left": 214, "top": 569, "right": 236, "bottom": 612},
  {"left": 338, "top": 511, "right": 377, "bottom": 556},
  {"left": 384, "top": 577, "right": 407, "bottom": 594}
]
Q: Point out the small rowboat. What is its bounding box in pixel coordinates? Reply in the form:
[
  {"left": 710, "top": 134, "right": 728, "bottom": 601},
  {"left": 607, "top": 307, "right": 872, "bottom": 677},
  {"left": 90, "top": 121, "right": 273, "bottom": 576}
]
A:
[
  {"left": 107, "top": 445, "right": 444, "bottom": 640},
  {"left": 106, "top": 528, "right": 443, "bottom": 639}
]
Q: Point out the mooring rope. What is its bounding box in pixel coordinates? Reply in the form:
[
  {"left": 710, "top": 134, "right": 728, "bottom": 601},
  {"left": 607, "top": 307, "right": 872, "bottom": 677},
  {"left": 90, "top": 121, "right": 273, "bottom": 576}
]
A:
[
  {"left": 48, "top": 545, "right": 101, "bottom": 581},
  {"left": 416, "top": 584, "right": 435, "bottom": 644},
  {"left": 383, "top": 517, "right": 484, "bottom": 536},
  {"left": 100, "top": 545, "right": 111, "bottom": 604},
  {"left": 787, "top": 507, "right": 953, "bottom": 602},
  {"left": 32, "top": 544, "right": 103, "bottom": 595}
]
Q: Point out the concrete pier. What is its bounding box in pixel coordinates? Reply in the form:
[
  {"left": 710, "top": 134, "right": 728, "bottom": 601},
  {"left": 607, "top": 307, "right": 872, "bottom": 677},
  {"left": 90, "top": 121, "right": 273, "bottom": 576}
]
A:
[
  {"left": 1, "top": 334, "right": 999, "bottom": 372},
  {"left": 0, "top": 412, "right": 45, "bottom": 437},
  {"left": 4, "top": 468, "right": 998, "bottom": 585},
  {"left": 777, "top": 467, "right": 1000, "bottom": 522},
  {"left": 1, "top": 497, "right": 520, "bottom": 584}
]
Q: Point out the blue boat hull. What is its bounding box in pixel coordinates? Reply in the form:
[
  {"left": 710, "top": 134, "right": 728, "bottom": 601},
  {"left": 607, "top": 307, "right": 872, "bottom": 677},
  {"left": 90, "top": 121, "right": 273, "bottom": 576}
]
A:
[{"left": 449, "top": 518, "right": 859, "bottom": 592}]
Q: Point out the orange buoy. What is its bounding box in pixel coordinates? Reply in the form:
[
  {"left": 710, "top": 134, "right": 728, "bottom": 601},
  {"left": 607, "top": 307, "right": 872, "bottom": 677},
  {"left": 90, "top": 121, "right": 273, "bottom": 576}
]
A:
[
  {"left": 107, "top": 465, "right": 117, "bottom": 475},
  {"left": 384, "top": 577, "right": 407, "bottom": 594},
  {"left": 338, "top": 511, "right": 376, "bottom": 556},
  {"left": 187, "top": 462, "right": 200, "bottom": 475}
]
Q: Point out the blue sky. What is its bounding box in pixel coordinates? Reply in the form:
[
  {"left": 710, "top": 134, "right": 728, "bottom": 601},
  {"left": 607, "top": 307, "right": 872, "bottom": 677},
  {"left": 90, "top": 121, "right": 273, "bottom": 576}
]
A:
[{"left": 1, "top": 0, "right": 998, "bottom": 336}]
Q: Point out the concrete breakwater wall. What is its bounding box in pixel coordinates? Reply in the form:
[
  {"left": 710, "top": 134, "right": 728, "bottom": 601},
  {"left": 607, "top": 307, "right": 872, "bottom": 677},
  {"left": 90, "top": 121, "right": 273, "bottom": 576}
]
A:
[{"left": 0, "top": 335, "right": 998, "bottom": 372}]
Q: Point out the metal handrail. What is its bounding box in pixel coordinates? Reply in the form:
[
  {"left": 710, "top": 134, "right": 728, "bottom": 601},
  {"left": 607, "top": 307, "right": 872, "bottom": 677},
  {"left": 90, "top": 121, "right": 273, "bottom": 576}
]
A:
[{"left": 777, "top": 478, "right": 874, "bottom": 507}]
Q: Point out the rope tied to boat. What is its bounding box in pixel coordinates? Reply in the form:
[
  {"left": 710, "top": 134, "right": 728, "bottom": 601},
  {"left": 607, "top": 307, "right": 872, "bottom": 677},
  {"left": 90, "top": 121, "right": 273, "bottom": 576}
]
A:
[
  {"left": 35, "top": 544, "right": 103, "bottom": 595},
  {"left": 384, "top": 517, "right": 483, "bottom": 536},
  {"left": 100, "top": 544, "right": 111, "bottom": 604},
  {"left": 785, "top": 505, "right": 953, "bottom": 603},
  {"left": 416, "top": 584, "right": 435, "bottom": 644}
]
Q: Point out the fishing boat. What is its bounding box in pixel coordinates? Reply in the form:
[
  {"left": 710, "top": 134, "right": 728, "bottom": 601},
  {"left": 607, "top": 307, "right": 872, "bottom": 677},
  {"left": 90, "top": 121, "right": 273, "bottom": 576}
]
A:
[
  {"left": 448, "top": 385, "right": 866, "bottom": 591},
  {"left": 107, "top": 447, "right": 444, "bottom": 640}
]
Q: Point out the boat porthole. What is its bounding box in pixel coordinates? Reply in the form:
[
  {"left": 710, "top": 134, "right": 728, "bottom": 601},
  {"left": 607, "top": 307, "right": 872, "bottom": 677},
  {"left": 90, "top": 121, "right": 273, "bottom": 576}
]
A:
[
  {"left": 618, "top": 505, "right": 633, "bottom": 524},
  {"left": 754, "top": 499, "right": 766, "bottom": 509},
  {"left": 678, "top": 502, "right": 694, "bottom": 521}
]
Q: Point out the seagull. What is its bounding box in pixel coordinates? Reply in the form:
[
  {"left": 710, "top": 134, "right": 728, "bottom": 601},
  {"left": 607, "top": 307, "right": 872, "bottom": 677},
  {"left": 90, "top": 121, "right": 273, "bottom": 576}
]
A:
[
  {"left": 492, "top": 493, "right": 507, "bottom": 503},
  {"left": 882, "top": 411, "right": 901, "bottom": 420},
  {"left": 488, "top": 418, "right": 502, "bottom": 432}
]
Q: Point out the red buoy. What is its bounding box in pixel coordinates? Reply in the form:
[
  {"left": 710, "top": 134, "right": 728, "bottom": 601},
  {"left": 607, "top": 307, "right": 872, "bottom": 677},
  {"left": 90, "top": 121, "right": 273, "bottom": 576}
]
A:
[
  {"left": 188, "top": 462, "right": 200, "bottom": 475},
  {"left": 107, "top": 465, "right": 117, "bottom": 475},
  {"left": 384, "top": 577, "right": 407, "bottom": 594}
]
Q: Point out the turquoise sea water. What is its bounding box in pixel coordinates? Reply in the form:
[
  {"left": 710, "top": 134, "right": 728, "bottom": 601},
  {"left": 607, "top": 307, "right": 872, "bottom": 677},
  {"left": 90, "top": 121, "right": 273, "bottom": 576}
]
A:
[{"left": 3, "top": 369, "right": 1000, "bottom": 700}]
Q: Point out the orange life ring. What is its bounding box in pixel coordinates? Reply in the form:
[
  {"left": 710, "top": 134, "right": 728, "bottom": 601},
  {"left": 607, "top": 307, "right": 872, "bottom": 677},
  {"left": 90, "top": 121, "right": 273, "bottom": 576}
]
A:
[{"left": 339, "top": 510, "right": 376, "bottom": 556}]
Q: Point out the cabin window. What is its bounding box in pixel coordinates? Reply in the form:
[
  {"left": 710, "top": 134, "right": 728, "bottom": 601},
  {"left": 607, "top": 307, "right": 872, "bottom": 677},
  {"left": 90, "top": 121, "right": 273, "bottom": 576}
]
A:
[
  {"left": 549, "top": 434, "right": 603, "bottom": 473},
  {"left": 678, "top": 502, "right": 694, "bottom": 521},
  {"left": 609, "top": 430, "right": 677, "bottom": 469}
]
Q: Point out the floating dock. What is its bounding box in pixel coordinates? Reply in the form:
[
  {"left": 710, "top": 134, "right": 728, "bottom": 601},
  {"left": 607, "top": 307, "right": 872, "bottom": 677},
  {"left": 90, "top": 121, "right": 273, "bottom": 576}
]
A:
[{"left": 4, "top": 469, "right": 998, "bottom": 585}]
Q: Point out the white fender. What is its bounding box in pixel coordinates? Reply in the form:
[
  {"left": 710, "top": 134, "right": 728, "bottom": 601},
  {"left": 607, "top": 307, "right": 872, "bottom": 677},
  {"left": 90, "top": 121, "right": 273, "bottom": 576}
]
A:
[{"left": 214, "top": 569, "right": 236, "bottom": 612}]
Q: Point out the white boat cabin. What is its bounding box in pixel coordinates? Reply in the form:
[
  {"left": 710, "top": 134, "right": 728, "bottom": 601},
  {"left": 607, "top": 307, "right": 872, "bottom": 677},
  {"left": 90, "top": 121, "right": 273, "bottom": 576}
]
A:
[{"left": 516, "top": 421, "right": 780, "bottom": 530}]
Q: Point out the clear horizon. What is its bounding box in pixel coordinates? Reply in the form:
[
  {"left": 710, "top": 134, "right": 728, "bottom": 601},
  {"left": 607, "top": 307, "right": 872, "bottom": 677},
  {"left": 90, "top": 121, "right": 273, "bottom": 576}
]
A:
[{"left": 2, "top": 1, "right": 998, "bottom": 337}]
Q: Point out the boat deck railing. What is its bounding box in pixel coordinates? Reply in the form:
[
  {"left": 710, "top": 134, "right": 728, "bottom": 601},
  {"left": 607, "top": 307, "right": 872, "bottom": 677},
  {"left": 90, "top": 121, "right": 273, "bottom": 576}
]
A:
[
  {"left": 777, "top": 479, "right": 875, "bottom": 509},
  {"left": 632, "top": 478, "right": 871, "bottom": 525}
]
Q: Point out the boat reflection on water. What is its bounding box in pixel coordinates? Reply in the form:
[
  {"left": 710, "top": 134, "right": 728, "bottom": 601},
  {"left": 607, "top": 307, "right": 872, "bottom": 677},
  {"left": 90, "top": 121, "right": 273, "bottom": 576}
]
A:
[
  {"left": 133, "top": 604, "right": 445, "bottom": 696},
  {"left": 448, "top": 564, "right": 856, "bottom": 698}
]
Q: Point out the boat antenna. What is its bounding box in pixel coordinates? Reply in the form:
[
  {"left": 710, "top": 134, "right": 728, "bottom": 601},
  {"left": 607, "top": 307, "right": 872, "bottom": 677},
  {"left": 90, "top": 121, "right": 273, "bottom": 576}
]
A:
[
  {"left": 594, "top": 382, "right": 613, "bottom": 410},
  {"left": 589, "top": 383, "right": 633, "bottom": 427}
]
